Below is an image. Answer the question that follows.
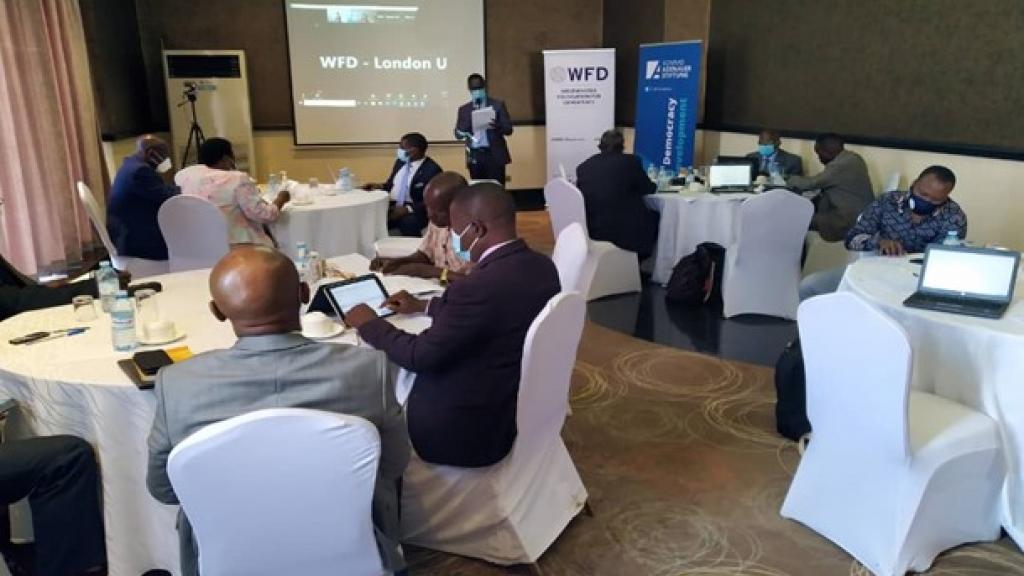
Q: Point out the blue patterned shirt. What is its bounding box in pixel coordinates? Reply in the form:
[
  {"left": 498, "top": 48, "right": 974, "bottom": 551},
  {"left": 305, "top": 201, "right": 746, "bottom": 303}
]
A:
[{"left": 845, "top": 191, "right": 967, "bottom": 253}]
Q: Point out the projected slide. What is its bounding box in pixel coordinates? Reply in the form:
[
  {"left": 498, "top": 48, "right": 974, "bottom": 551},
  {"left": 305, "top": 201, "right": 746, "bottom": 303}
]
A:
[{"left": 285, "top": 1, "right": 486, "bottom": 145}]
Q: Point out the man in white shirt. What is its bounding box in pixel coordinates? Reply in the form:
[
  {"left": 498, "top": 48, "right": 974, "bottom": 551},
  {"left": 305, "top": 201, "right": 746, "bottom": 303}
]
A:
[{"left": 365, "top": 132, "right": 443, "bottom": 237}]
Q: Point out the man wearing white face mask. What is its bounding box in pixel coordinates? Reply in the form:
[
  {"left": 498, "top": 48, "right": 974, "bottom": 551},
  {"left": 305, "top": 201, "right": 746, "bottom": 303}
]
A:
[
  {"left": 365, "top": 132, "right": 443, "bottom": 237},
  {"left": 107, "top": 134, "right": 180, "bottom": 261}
]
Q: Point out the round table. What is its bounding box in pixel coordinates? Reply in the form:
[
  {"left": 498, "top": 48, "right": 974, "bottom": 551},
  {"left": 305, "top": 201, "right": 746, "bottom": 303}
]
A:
[
  {"left": 645, "top": 191, "right": 755, "bottom": 285},
  {"left": 839, "top": 255, "right": 1024, "bottom": 546},
  {"left": 0, "top": 254, "right": 434, "bottom": 576},
  {"left": 270, "top": 187, "right": 389, "bottom": 260}
]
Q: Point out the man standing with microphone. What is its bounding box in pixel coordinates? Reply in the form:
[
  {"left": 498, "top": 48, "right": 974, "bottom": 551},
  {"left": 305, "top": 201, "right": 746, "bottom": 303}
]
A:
[{"left": 454, "top": 73, "right": 513, "bottom": 185}]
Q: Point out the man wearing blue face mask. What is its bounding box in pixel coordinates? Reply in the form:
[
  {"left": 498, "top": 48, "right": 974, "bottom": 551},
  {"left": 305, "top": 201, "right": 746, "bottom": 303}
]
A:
[
  {"left": 366, "top": 132, "right": 443, "bottom": 236},
  {"left": 799, "top": 165, "right": 966, "bottom": 299},
  {"left": 454, "top": 73, "right": 514, "bottom": 184},
  {"left": 745, "top": 130, "right": 804, "bottom": 179},
  {"left": 345, "top": 182, "right": 560, "bottom": 468}
]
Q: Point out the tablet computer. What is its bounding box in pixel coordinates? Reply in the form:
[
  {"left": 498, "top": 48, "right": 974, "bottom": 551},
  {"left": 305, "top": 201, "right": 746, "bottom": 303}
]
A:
[{"left": 322, "top": 274, "right": 395, "bottom": 320}]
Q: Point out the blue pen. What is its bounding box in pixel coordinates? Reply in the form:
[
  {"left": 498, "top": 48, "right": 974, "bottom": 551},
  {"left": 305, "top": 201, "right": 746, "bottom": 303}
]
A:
[{"left": 26, "top": 327, "right": 89, "bottom": 345}]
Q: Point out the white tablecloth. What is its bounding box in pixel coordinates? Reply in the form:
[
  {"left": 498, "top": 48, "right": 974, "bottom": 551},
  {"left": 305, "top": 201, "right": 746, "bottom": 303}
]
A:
[
  {"left": 0, "top": 254, "right": 434, "bottom": 576},
  {"left": 271, "top": 188, "right": 389, "bottom": 260},
  {"left": 645, "top": 191, "right": 755, "bottom": 285},
  {"left": 839, "top": 256, "right": 1024, "bottom": 546}
]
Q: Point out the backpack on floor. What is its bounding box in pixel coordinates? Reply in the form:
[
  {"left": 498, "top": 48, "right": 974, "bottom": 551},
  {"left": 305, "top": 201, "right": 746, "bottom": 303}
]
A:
[
  {"left": 665, "top": 242, "right": 725, "bottom": 306},
  {"left": 774, "top": 337, "right": 811, "bottom": 441}
]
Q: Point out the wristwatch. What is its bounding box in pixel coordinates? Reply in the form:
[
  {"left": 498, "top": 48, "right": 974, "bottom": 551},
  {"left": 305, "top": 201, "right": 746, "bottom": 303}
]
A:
[{"left": 440, "top": 268, "right": 449, "bottom": 286}]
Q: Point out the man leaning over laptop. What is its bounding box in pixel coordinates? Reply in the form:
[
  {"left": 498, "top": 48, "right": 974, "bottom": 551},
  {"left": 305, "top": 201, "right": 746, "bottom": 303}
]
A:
[{"left": 799, "top": 165, "right": 966, "bottom": 300}]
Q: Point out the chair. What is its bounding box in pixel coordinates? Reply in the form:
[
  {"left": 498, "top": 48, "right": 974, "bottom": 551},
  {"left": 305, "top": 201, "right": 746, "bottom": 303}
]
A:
[
  {"left": 0, "top": 399, "right": 32, "bottom": 567},
  {"left": 167, "top": 408, "right": 388, "bottom": 576},
  {"left": 801, "top": 231, "right": 856, "bottom": 278},
  {"left": 880, "top": 172, "right": 901, "bottom": 195},
  {"left": 544, "top": 177, "right": 641, "bottom": 300},
  {"left": 721, "top": 189, "right": 813, "bottom": 319},
  {"left": 400, "top": 292, "right": 589, "bottom": 566},
  {"left": 157, "top": 195, "right": 230, "bottom": 272},
  {"left": 781, "top": 293, "right": 1004, "bottom": 576},
  {"left": 551, "top": 222, "right": 594, "bottom": 295},
  {"left": 76, "top": 182, "right": 169, "bottom": 278},
  {"left": 374, "top": 237, "right": 422, "bottom": 259}
]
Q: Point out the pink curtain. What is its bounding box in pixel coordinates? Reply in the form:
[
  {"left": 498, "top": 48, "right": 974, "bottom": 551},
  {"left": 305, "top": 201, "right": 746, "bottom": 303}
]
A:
[{"left": 0, "top": 0, "right": 105, "bottom": 276}]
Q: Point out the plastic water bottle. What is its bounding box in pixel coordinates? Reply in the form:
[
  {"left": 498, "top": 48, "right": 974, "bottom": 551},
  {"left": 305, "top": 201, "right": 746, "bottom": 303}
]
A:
[
  {"left": 942, "top": 230, "right": 961, "bottom": 246},
  {"left": 769, "top": 160, "right": 785, "bottom": 186},
  {"left": 337, "top": 168, "right": 353, "bottom": 191},
  {"left": 110, "top": 290, "right": 137, "bottom": 352},
  {"left": 684, "top": 167, "right": 696, "bottom": 187},
  {"left": 647, "top": 163, "right": 658, "bottom": 183},
  {"left": 95, "top": 261, "right": 119, "bottom": 313},
  {"left": 294, "top": 241, "right": 310, "bottom": 280}
]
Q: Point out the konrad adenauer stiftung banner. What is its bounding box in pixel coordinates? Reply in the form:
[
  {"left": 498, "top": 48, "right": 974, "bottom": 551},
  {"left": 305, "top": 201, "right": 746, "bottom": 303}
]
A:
[
  {"left": 543, "top": 49, "right": 616, "bottom": 182},
  {"left": 634, "top": 41, "right": 703, "bottom": 173}
]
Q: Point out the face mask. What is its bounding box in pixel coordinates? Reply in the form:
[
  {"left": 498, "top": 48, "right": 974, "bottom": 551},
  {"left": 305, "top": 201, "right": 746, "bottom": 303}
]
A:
[
  {"left": 451, "top": 223, "right": 478, "bottom": 262},
  {"left": 758, "top": 144, "right": 776, "bottom": 157},
  {"left": 396, "top": 148, "right": 410, "bottom": 163},
  {"left": 470, "top": 88, "right": 487, "bottom": 103},
  {"left": 907, "top": 192, "right": 938, "bottom": 216},
  {"left": 156, "top": 157, "right": 173, "bottom": 173}
]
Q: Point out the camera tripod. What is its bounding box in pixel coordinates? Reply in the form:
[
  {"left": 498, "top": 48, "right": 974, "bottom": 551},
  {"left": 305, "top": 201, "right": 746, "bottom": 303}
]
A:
[{"left": 178, "top": 84, "right": 205, "bottom": 166}]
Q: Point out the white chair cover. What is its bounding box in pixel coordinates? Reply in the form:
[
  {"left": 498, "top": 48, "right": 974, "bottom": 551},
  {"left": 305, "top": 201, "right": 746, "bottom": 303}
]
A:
[
  {"left": 782, "top": 293, "right": 1004, "bottom": 576},
  {"left": 373, "top": 237, "right": 422, "bottom": 259},
  {"left": 400, "top": 292, "right": 589, "bottom": 565},
  {"left": 881, "top": 172, "right": 901, "bottom": 195},
  {"left": 157, "top": 195, "right": 229, "bottom": 272},
  {"left": 543, "top": 178, "right": 640, "bottom": 300},
  {"left": 167, "top": 408, "right": 387, "bottom": 576},
  {"left": 76, "top": 182, "right": 168, "bottom": 278},
  {"left": 551, "top": 222, "right": 593, "bottom": 295},
  {"left": 722, "top": 189, "right": 813, "bottom": 319}
]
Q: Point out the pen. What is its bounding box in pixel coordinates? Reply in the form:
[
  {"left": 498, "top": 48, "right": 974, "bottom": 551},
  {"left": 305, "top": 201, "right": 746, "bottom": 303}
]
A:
[{"left": 27, "top": 327, "right": 89, "bottom": 345}]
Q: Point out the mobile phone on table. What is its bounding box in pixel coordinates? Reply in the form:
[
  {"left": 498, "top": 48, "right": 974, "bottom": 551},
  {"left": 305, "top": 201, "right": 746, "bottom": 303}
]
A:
[{"left": 9, "top": 332, "right": 50, "bottom": 345}]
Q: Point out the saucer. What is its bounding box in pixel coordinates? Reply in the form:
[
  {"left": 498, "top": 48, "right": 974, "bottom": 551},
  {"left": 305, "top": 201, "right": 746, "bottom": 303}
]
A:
[
  {"left": 302, "top": 324, "right": 345, "bottom": 340},
  {"left": 138, "top": 329, "right": 187, "bottom": 346}
]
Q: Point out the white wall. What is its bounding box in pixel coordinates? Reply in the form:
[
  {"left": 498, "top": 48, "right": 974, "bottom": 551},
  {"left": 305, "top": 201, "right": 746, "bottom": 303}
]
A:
[{"left": 701, "top": 131, "right": 1024, "bottom": 251}]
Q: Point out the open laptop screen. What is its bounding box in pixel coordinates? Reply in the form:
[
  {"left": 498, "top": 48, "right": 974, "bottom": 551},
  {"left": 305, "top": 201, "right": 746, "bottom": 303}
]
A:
[
  {"left": 709, "top": 164, "right": 751, "bottom": 188},
  {"left": 920, "top": 246, "right": 1019, "bottom": 299}
]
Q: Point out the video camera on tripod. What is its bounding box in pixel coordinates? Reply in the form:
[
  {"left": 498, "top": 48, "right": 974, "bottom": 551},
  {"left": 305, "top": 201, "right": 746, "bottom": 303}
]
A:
[{"left": 177, "top": 81, "right": 205, "bottom": 166}]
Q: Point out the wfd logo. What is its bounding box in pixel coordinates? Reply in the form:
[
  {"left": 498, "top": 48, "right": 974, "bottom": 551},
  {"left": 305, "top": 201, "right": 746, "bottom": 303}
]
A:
[{"left": 549, "top": 65, "right": 609, "bottom": 83}]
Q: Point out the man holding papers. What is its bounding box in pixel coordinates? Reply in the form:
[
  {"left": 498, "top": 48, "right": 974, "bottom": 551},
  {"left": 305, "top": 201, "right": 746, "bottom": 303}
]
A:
[{"left": 454, "top": 73, "right": 513, "bottom": 185}]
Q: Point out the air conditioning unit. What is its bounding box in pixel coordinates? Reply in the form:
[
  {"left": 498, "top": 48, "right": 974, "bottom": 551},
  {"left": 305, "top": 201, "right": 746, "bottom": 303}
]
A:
[{"left": 162, "top": 50, "right": 256, "bottom": 176}]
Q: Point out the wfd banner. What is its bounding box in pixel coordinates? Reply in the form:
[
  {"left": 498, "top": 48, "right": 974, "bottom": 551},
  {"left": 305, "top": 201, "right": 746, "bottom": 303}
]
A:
[
  {"left": 634, "top": 41, "right": 703, "bottom": 172},
  {"left": 543, "top": 49, "right": 616, "bottom": 182}
]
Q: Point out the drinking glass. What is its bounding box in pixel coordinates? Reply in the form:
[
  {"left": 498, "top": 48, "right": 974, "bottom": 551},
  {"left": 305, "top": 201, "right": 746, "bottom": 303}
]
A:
[
  {"left": 134, "top": 289, "right": 160, "bottom": 329},
  {"left": 72, "top": 295, "right": 97, "bottom": 322}
]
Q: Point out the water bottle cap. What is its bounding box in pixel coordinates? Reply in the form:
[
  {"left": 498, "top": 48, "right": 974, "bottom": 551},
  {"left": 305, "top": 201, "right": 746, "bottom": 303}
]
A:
[
  {"left": 100, "top": 260, "right": 111, "bottom": 267},
  {"left": 116, "top": 290, "right": 129, "bottom": 297}
]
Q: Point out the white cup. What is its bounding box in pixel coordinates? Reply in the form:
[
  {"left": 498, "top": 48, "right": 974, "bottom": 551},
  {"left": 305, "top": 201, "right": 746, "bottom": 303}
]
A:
[
  {"left": 145, "top": 320, "right": 175, "bottom": 342},
  {"left": 300, "top": 312, "right": 335, "bottom": 338}
]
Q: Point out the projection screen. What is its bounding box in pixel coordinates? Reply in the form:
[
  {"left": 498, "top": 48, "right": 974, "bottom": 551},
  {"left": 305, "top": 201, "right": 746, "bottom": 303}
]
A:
[{"left": 285, "top": 0, "right": 487, "bottom": 145}]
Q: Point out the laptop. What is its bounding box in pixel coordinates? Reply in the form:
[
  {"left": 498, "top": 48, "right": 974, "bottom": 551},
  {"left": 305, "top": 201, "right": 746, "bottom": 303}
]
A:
[
  {"left": 709, "top": 164, "right": 753, "bottom": 193},
  {"left": 903, "top": 245, "right": 1021, "bottom": 319}
]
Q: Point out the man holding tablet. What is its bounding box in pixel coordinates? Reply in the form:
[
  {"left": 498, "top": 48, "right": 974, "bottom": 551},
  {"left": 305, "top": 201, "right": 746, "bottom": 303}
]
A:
[{"left": 346, "top": 183, "right": 560, "bottom": 468}]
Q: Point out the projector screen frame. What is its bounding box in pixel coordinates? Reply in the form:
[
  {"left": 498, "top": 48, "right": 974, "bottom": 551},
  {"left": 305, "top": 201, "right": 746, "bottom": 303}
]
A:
[{"left": 282, "top": 0, "right": 488, "bottom": 148}]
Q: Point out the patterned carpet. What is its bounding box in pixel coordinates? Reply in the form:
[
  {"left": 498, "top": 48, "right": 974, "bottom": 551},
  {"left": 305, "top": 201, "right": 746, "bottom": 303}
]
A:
[{"left": 405, "top": 210, "right": 1024, "bottom": 575}]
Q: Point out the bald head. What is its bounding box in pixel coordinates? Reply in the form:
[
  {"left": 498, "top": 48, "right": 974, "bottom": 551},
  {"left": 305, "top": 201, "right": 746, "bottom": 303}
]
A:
[
  {"left": 758, "top": 129, "right": 781, "bottom": 146},
  {"left": 424, "top": 172, "right": 468, "bottom": 228},
  {"left": 136, "top": 134, "right": 170, "bottom": 168},
  {"left": 448, "top": 183, "right": 516, "bottom": 262},
  {"left": 208, "top": 245, "right": 308, "bottom": 336}
]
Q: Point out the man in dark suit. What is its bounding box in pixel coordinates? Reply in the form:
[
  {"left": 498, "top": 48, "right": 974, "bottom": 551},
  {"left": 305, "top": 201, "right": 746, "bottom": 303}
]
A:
[
  {"left": 367, "top": 132, "right": 443, "bottom": 237},
  {"left": 576, "top": 129, "right": 659, "bottom": 259},
  {"left": 346, "top": 182, "right": 560, "bottom": 467},
  {"left": 107, "top": 135, "right": 180, "bottom": 260},
  {"left": 0, "top": 435, "right": 106, "bottom": 576},
  {"left": 745, "top": 129, "right": 804, "bottom": 179},
  {"left": 454, "top": 73, "right": 513, "bottom": 185},
  {"left": 0, "top": 253, "right": 107, "bottom": 321}
]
